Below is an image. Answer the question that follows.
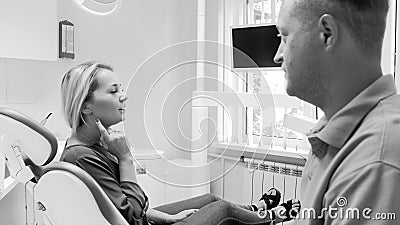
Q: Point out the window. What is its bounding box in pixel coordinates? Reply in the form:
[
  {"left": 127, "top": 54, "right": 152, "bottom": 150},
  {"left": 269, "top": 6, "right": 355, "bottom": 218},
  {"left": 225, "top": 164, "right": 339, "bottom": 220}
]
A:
[
  {"left": 250, "top": 0, "right": 281, "bottom": 24},
  {"left": 215, "top": 0, "right": 315, "bottom": 153},
  {"left": 244, "top": 0, "right": 315, "bottom": 151}
]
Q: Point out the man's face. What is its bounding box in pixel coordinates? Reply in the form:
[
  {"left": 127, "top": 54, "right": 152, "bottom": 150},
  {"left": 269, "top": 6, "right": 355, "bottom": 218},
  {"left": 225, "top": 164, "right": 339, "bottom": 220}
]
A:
[{"left": 274, "top": 0, "right": 326, "bottom": 104}]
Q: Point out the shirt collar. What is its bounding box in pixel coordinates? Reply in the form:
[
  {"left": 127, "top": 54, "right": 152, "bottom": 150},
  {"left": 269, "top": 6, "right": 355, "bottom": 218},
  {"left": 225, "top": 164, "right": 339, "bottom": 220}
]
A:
[{"left": 310, "top": 75, "right": 397, "bottom": 149}]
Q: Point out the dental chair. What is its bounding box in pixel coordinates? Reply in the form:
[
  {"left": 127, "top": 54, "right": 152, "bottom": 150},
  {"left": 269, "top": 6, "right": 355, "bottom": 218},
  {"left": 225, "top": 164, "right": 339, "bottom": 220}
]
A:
[{"left": 0, "top": 107, "right": 129, "bottom": 225}]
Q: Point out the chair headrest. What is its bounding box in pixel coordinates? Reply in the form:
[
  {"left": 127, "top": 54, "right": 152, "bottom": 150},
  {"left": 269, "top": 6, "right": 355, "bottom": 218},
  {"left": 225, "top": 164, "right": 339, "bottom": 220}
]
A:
[{"left": 0, "top": 107, "right": 58, "bottom": 166}]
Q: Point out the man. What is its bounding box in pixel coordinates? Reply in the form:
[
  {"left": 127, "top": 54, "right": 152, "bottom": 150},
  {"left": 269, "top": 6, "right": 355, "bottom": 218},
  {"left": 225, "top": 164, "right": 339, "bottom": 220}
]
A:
[{"left": 274, "top": 0, "right": 399, "bottom": 224}]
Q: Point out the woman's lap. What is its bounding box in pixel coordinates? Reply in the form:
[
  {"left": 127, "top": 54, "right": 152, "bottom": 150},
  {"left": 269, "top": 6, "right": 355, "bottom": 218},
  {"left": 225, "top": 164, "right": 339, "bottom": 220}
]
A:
[
  {"left": 176, "top": 200, "right": 271, "bottom": 225},
  {"left": 155, "top": 194, "right": 271, "bottom": 225},
  {"left": 153, "top": 193, "right": 221, "bottom": 215}
]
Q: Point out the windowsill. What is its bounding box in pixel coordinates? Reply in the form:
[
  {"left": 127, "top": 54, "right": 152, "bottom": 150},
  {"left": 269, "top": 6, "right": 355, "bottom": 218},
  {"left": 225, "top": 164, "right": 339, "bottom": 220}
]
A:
[{"left": 209, "top": 142, "right": 308, "bottom": 166}]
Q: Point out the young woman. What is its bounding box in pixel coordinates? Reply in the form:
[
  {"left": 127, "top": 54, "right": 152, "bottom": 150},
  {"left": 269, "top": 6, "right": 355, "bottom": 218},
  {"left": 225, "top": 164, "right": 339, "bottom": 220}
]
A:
[{"left": 60, "top": 61, "right": 300, "bottom": 225}]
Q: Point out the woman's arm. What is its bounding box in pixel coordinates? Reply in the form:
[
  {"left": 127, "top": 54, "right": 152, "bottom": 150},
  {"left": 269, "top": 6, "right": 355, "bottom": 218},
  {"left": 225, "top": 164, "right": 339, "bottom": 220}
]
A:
[
  {"left": 95, "top": 120, "right": 138, "bottom": 183},
  {"left": 118, "top": 157, "right": 137, "bottom": 183},
  {"left": 74, "top": 154, "right": 148, "bottom": 223}
]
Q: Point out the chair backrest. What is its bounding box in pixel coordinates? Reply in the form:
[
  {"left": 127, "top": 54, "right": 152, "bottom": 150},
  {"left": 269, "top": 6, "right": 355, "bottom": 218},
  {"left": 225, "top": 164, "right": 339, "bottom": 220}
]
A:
[
  {"left": 36, "top": 162, "right": 129, "bottom": 225},
  {"left": 0, "top": 107, "right": 128, "bottom": 225}
]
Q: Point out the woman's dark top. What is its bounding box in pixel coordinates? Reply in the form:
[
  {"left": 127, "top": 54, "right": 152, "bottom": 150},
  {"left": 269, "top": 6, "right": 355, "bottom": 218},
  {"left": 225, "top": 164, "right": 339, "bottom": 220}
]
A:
[{"left": 60, "top": 143, "right": 150, "bottom": 225}]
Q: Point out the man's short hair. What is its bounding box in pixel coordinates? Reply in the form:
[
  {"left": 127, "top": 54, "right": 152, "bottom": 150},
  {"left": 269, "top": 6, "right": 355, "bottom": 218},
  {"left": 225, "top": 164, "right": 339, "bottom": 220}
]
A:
[{"left": 292, "top": 0, "right": 389, "bottom": 56}]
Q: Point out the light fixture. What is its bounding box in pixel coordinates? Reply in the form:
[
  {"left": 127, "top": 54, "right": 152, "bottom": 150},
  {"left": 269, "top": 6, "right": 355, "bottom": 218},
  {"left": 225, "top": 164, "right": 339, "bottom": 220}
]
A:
[{"left": 72, "top": 0, "right": 122, "bottom": 16}]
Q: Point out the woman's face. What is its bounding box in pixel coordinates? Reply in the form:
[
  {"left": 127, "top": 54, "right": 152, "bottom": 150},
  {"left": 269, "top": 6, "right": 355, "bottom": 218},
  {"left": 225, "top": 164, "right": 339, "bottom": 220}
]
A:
[{"left": 86, "top": 69, "right": 127, "bottom": 128}]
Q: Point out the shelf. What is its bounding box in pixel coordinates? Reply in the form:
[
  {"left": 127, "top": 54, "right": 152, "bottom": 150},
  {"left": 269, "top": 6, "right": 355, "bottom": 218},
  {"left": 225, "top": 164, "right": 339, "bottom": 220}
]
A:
[{"left": 209, "top": 142, "right": 308, "bottom": 166}]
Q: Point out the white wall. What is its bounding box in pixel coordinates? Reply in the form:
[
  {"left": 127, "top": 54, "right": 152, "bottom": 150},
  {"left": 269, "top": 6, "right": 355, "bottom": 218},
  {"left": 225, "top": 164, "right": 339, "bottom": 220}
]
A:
[
  {"left": 381, "top": 0, "right": 396, "bottom": 76},
  {"left": 0, "top": 0, "right": 198, "bottom": 159},
  {"left": 396, "top": 0, "right": 400, "bottom": 92},
  {"left": 0, "top": 0, "right": 58, "bottom": 61}
]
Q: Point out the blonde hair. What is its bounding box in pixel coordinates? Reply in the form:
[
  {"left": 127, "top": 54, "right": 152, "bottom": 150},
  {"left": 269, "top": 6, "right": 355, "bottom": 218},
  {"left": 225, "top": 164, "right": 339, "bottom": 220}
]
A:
[{"left": 61, "top": 61, "right": 113, "bottom": 132}]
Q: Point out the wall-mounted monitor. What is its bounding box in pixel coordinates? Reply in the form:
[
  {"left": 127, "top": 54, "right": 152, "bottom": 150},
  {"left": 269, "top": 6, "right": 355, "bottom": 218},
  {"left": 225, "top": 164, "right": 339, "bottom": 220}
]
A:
[{"left": 232, "top": 24, "right": 282, "bottom": 70}]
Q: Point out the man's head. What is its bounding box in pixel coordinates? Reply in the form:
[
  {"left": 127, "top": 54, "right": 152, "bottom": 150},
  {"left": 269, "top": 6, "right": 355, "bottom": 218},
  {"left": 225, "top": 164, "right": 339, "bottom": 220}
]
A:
[
  {"left": 274, "top": 0, "right": 389, "bottom": 108},
  {"left": 292, "top": 0, "right": 389, "bottom": 56}
]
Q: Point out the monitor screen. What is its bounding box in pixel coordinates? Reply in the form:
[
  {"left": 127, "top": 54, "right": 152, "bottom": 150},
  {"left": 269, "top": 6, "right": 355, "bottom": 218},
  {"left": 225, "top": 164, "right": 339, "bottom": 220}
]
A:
[{"left": 232, "top": 24, "right": 282, "bottom": 69}]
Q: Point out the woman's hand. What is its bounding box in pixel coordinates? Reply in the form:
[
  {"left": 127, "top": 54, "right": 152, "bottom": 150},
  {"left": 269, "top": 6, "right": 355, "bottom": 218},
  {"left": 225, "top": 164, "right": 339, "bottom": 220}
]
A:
[
  {"left": 95, "top": 119, "right": 132, "bottom": 161},
  {"left": 167, "top": 209, "right": 198, "bottom": 223}
]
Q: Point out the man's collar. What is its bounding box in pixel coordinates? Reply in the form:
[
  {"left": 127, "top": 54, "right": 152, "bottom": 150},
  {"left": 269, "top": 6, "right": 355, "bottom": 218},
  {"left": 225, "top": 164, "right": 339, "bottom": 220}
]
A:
[{"left": 310, "top": 75, "right": 397, "bottom": 149}]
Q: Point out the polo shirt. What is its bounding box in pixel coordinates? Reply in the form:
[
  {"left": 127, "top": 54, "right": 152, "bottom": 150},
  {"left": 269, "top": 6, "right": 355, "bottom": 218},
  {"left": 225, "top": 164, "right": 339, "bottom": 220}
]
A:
[{"left": 297, "top": 75, "right": 400, "bottom": 225}]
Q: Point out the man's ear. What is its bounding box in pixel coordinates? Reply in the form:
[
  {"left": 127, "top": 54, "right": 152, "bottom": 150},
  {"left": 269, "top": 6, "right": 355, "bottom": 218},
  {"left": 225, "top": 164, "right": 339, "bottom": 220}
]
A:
[
  {"left": 81, "top": 102, "right": 93, "bottom": 115},
  {"left": 318, "top": 14, "right": 339, "bottom": 52}
]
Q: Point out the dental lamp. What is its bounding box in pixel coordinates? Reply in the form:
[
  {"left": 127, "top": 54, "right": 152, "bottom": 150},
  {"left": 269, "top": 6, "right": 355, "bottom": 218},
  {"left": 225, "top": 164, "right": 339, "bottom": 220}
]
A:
[{"left": 72, "top": 0, "right": 122, "bottom": 16}]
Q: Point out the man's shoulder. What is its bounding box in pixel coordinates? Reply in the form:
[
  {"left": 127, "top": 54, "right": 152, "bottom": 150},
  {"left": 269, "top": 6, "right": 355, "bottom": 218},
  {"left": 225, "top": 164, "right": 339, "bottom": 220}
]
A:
[
  {"left": 358, "top": 92, "right": 400, "bottom": 129},
  {"left": 364, "top": 92, "right": 400, "bottom": 135},
  {"left": 351, "top": 93, "right": 400, "bottom": 167},
  {"left": 380, "top": 92, "right": 400, "bottom": 112},
  {"left": 376, "top": 93, "right": 400, "bottom": 167}
]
